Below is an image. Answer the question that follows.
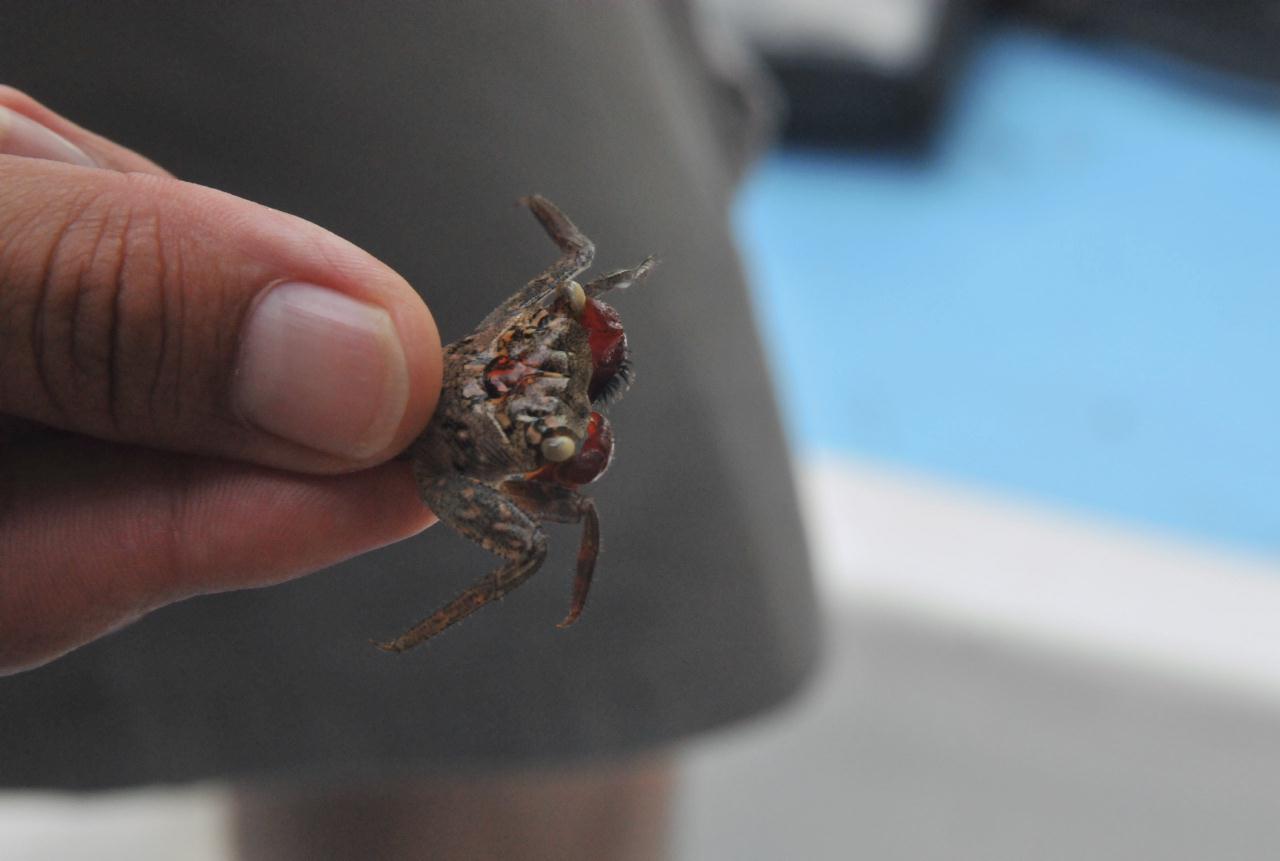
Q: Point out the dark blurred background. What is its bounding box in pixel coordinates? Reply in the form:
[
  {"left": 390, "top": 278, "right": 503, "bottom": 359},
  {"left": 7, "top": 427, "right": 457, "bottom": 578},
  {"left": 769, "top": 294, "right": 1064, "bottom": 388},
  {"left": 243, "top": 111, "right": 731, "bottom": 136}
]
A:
[{"left": 744, "top": 0, "right": 1280, "bottom": 150}]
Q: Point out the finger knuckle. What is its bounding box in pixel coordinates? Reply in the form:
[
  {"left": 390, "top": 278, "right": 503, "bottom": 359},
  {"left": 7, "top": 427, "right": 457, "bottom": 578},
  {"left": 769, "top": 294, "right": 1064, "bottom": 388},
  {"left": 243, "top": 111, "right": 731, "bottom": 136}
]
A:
[{"left": 15, "top": 184, "right": 191, "bottom": 436}]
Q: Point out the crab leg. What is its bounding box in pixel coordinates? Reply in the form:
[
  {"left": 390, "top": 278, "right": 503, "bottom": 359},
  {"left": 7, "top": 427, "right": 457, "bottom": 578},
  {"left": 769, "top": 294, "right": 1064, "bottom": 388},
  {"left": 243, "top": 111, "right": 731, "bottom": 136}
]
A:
[
  {"left": 500, "top": 479, "right": 600, "bottom": 628},
  {"left": 583, "top": 256, "right": 657, "bottom": 299},
  {"left": 374, "top": 475, "right": 549, "bottom": 652},
  {"left": 523, "top": 194, "right": 595, "bottom": 272},
  {"left": 477, "top": 195, "right": 596, "bottom": 331}
]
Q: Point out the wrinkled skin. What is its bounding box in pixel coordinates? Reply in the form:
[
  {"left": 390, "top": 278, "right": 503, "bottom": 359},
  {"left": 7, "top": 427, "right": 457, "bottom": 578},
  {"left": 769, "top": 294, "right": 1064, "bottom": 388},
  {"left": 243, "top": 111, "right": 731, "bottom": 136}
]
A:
[{"left": 374, "top": 197, "right": 654, "bottom": 652}]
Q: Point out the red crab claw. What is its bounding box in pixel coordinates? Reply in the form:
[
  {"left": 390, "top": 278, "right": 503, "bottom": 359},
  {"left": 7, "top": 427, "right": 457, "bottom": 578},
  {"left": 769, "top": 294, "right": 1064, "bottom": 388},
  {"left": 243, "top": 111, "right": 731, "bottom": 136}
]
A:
[
  {"left": 580, "top": 298, "right": 630, "bottom": 404},
  {"left": 528, "top": 412, "right": 614, "bottom": 487}
]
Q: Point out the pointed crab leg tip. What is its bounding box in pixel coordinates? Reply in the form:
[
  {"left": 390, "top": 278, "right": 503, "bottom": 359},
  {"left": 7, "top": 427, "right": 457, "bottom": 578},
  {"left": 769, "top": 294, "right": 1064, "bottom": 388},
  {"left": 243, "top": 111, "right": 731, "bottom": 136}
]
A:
[
  {"left": 618, "top": 257, "right": 658, "bottom": 290},
  {"left": 556, "top": 612, "right": 582, "bottom": 630},
  {"left": 371, "top": 638, "right": 404, "bottom": 653}
]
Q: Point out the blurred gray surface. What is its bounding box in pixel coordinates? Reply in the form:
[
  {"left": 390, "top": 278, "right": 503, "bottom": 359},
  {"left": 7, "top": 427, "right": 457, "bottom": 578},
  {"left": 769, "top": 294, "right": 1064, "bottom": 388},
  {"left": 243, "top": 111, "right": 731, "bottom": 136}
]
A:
[
  {"left": 676, "top": 602, "right": 1280, "bottom": 861},
  {"left": 5, "top": 600, "right": 1280, "bottom": 857}
]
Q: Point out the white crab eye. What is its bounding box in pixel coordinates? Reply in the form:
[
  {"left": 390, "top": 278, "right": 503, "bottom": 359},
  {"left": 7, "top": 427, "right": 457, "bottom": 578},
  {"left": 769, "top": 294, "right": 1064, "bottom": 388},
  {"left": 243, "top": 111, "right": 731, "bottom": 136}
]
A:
[
  {"left": 540, "top": 434, "right": 576, "bottom": 463},
  {"left": 559, "top": 279, "right": 586, "bottom": 316}
]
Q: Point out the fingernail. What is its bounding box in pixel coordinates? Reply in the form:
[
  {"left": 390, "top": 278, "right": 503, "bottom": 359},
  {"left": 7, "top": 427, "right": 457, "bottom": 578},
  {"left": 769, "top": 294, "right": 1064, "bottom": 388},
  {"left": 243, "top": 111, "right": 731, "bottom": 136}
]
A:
[
  {"left": 235, "top": 282, "right": 410, "bottom": 460},
  {"left": 0, "top": 105, "right": 98, "bottom": 167}
]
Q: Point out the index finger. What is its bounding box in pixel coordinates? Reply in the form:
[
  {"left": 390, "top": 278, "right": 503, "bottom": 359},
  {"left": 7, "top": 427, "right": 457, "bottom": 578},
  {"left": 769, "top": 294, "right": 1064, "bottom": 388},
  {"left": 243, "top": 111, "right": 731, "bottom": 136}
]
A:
[{"left": 0, "top": 85, "right": 170, "bottom": 175}]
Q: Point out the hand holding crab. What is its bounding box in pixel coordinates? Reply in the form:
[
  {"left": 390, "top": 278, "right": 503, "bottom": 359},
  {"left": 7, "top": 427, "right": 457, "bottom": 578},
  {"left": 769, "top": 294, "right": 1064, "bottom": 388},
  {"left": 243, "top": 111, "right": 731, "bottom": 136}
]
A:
[
  {"left": 375, "top": 196, "right": 654, "bottom": 652},
  {"left": 0, "top": 89, "right": 441, "bottom": 674}
]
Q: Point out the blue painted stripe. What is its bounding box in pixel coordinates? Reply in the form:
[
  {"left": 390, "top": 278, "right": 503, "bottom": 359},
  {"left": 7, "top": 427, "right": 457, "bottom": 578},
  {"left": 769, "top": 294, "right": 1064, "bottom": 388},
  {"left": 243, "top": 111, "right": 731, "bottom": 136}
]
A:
[{"left": 737, "top": 28, "right": 1280, "bottom": 553}]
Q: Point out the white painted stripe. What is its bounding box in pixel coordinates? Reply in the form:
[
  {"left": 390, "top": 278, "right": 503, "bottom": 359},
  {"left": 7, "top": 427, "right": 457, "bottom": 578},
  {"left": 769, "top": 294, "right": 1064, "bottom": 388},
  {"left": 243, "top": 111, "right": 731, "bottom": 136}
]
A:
[
  {"left": 702, "top": 0, "right": 944, "bottom": 70},
  {"left": 799, "top": 454, "right": 1280, "bottom": 700},
  {"left": 0, "top": 786, "right": 228, "bottom": 861}
]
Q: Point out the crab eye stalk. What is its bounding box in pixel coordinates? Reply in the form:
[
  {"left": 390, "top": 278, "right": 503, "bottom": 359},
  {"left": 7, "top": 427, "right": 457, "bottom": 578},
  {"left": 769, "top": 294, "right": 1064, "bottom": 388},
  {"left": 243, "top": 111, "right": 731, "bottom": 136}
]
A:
[
  {"left": 540, "top": 433, "right": 577, "bottom": 463},
  {"left": 526, "top": 412, "right": 615, "bottom": 487},
  {"left": 559, "top": 279, "right": 587, "bottom": 317}
]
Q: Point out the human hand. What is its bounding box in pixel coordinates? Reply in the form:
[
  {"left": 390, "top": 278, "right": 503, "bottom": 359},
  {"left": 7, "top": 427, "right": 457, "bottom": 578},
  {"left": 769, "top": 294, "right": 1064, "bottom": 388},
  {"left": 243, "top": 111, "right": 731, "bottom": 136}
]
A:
[{"left": 0, "top": 88, "right": 443, "bottom": 674}]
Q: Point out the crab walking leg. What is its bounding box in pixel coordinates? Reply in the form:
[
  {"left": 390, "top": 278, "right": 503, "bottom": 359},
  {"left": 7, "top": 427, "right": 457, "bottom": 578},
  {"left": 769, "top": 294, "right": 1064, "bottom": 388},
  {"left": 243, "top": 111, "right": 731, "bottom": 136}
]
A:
[
  {"left": 523, "top": 194, "right": 595, "bottom": 274},
  {"left": 501, "top": 479, "right": 600, "bottom": 628},
  {"left": 583, "top": 256, "right": 658, "bottom": 299},
  {"left": 374, "top": 476, "right": 549, "bottom": 652},
  {"left": 477, "top": 195, "right": 596, "bottom": 332}
]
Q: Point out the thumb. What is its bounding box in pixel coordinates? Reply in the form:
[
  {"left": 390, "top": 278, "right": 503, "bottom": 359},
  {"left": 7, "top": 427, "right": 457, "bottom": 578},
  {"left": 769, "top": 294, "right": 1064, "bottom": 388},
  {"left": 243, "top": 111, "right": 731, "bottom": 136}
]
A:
[{"left": 0, "top": 140, "right": 440, "bottom": 473}]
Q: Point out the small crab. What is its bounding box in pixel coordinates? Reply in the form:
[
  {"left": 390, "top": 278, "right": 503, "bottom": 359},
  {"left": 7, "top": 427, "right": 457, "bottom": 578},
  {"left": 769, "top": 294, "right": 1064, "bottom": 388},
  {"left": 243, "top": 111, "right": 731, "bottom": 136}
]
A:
[{"left": 374, "top": 196, "right": 654, "bottom": 652}]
